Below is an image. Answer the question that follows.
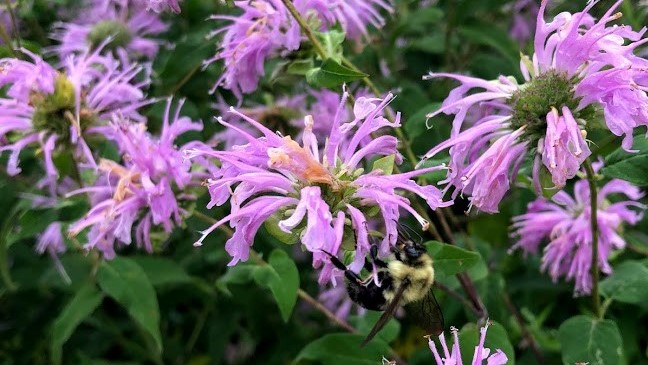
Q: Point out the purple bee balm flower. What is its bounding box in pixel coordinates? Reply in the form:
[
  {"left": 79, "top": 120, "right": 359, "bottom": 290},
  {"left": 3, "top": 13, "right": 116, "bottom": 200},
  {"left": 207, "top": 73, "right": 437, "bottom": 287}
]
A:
[
  {"left": 0, "top": 47, "right": 151, "bottom": 188},
  {"left": 206, "top": 0, "right": 393, "bottom": 97},
  {"left": 510, "top": 166, "right": 645, "bottom": 295},
  {"left": 35, "top": 221, "right": 72, "bottom": 284},
  {"left": 186, "top": 91, "right": 450, "bottom": 284},
  {"left": 67, "top": 99, "right": 203, "bottom": 259},
  {"left": 50, "top": 0, "right": 167, "bottom": 61},
  {"left": 428, "top": 323, "right": 509, "bottom": 365},
  {"left": 419, "top": 0, "right": 648, "bottom": 212}
]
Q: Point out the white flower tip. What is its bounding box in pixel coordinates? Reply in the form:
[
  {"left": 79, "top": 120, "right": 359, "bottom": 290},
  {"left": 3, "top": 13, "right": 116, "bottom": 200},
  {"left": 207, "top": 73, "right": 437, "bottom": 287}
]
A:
[{"left": 193, "top": 241, "right": 203, "bottom": 247}]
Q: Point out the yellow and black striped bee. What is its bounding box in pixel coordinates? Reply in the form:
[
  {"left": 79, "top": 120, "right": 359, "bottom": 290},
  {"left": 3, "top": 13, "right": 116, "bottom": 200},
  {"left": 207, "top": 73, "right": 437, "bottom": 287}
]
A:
[{"left": 323, "top": 224, "right": 444, "bottom": 346}]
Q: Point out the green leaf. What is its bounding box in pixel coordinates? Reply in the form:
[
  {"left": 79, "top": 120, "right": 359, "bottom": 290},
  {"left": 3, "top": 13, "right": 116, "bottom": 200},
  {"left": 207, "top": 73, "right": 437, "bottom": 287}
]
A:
[
  {"left": 306, "top": 58, "right": 368, "bottom": 88},
  {"left": 458, "top": 322, "right": 515, "bottom": 365},
  {"left": 215, "top": 264, "right": 257, "bottom": 296},
  {"left": 252, "top": 250, "right": 299, "bottom": 322},
  {"left": 600, "top": 261, "right": 648, "bottom": 304},
  {"left": 371, "top": 155, "right": 396, "bottom": 175},
  {"left": 286, "top": 59, "right": 315, "bottom": 76},
  {"left": 558, "top": 315, "right": 622, "bottom": 365},
  {"left": 403, "top": 102, "right": 441, "bottom": 141},
  {"left": 315, "top": 29, "right": 345, "bottom": 62},
  {"left": 425, "top": 241, "right": 482, "bottom": 277},
  {"left": 602, "top": 136, "right": 648, "bottom": 185},
  {"left": 457, "top": 24, "right": 519, "bottom": 70},
  {"left": 130, "top": 256, "right": 193, "bottom": 287},
  {"left": 295, "top": 333, "right": 390, "bottom": 365},
  {"left": 97, "top": 258, "right": 162, "bottom": 353},
  {"left": 51, "top": 283, "right": 104, "bottom": 365},
  {"left": 349, "top": 311, "right": 400, "bottom": 344}
]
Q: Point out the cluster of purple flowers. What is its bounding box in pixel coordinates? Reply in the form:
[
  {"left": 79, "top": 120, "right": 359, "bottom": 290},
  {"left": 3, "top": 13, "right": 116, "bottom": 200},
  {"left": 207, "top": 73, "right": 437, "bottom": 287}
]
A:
[
  {"left": 419, "top": 0, "right": 648, "bottom": 213},
  {"left": 205, "top": 0, "right": 393, "bottom": 98},
  {"left": 511, "top": 163, "right": 645, "bottom": 295},
  {"left": 186, "top": 90, "right": 450, "bottom": 284},
  {"left": 0, "top": 47, "right": 151, "bottom": 192},
  {"left": 67, "top": 99, "right": 204, "bottom": 258}
]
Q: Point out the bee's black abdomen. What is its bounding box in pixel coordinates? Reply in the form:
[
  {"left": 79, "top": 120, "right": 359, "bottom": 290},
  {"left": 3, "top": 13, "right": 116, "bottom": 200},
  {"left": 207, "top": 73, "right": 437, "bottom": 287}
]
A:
[{"left": 346, "top": 274, "right": 392, "bottom": 311}]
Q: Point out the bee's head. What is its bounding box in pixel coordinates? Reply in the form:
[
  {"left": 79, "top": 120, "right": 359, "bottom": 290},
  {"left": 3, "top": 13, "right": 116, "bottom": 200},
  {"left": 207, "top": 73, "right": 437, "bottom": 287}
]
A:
[
  {"left": 391, "top": 223, "right": 427, "bottom": 263},
  {"left": 391, "top": 238, "right": 427, "bottom": 261}
]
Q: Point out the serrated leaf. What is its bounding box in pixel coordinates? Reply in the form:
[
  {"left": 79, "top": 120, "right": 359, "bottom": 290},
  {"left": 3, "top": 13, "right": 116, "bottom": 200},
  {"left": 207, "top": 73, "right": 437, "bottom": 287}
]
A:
[
  {"left": 253, "top": 250, "right": 299, "bottom": 322},
  {"left": 51, "top": 283, "right": 104, "bottom": 365},
  {"left": 425, "top": 241, "right": 481, "bottom": 277},
  {"left": 295, "top": 333, "right": 390, "bottom": 365},
  {"left": 306, "top": 58, "right": 368, "bottom": 88},
  {"left": 371, "top": 154, "right": 396, "bottom": 175},
  {"left": 130, "top": 256, "right": 193, "bottom": 287},
  {"left": 457, "top": 321, "right": 515, "bottom": 365},
  {"left": 558, "top": 316, "right": 622, "bottom": 365},
  {"left": 602, "top": 136, "right": 648, "bottom": 185},
  {"left": 600, "top": 261, "right": 648, "bottom": 304},
  {"left": 97, "top": 258, "right": 162, "bottom": 353}
]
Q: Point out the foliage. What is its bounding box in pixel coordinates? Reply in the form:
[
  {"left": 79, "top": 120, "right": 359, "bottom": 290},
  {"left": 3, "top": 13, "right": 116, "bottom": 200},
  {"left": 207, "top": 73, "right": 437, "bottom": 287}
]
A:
[{"left": 1, "top": 1, "right": 648, "bottom": 365}]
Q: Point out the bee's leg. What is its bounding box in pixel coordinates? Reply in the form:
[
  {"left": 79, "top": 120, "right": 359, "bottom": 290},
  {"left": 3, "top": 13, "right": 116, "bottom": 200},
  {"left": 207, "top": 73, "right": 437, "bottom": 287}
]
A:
[
  {"left": 321, "top": 250, "right": 364, "bottom": 284},
  {"left": 369, "top": 240, "right": 388, "bottom": 268}
]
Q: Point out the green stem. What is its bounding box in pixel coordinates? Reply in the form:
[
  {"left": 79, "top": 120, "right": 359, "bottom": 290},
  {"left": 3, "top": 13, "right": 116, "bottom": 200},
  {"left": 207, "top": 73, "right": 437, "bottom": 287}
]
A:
[
  {"left": 583, "top": 158, "right": 601, "bottom": 318},
  {"left": 0, "top": 23, "right": 16, "bottom": 57},
  {"left": 278, "top": 0, "right": 328, "bottom": 59}
]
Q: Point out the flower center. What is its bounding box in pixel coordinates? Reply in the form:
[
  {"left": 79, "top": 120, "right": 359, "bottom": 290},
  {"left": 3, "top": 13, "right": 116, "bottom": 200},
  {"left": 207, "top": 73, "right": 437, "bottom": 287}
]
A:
[
  {"left": 87, "top": 20, "right": 133, "bottom": 51},
  {"left": 508, "top": 70, "right": 596, "bottom": 142},
  {"left": 31, "top": 75, "right": 95, "bottom": 141}
]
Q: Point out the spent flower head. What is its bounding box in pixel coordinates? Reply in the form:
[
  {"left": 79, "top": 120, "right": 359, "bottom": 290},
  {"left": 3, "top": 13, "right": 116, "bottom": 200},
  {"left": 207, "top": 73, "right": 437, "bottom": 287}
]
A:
[
  {"left": 186, "top": 90, "right": 450, "bottom": 284},
  {"left": 419, "top": 0, "right": 648, "bottom": 213},
  {"left": 67, "top": 99, "right": 203, "bottom": 259},
  {"left": 510, "top": 163, "right": 645, "bottom": 295}
]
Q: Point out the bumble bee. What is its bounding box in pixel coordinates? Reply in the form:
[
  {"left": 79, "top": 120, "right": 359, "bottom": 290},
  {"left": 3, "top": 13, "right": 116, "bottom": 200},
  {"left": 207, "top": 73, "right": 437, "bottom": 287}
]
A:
[{"left": 323, "top": 224, "right": 444, "bottom": 346}]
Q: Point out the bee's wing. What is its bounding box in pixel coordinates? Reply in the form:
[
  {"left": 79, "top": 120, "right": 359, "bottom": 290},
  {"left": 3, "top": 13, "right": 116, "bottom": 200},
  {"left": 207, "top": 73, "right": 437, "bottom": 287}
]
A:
[
  {"left": 361, "top": 278, "right": 410, "bottom": 348},
  {"left": 404, "top": 288, "right": 444, "bottom": 336}
]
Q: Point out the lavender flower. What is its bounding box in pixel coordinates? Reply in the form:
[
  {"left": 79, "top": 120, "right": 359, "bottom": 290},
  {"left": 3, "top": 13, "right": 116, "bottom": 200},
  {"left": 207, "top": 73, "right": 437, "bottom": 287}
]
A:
[
  {"left": 50, "top": 0, "right": 167, "bottom": 61},
  {"left": 0, "top": 47, "right": 151, "bottom": 188},
  {"left": 428, "top": 323, "right": 508, "bottom": 365},
  {"left": 36, "top": 221, "right": 72, "bottom": 284},
  {"left": 67, "top": 99, "right": 203, "bottom": 259},
  {"left": 186, "top": 91, "right": 450, "bottom": 284},
  {"left": 205, "top": 0, "right": 393, "bottom": 97},
  {"left": 511, "top": 166, "right": 645, "bottom": 295},
  {"left": 419, "top": 0, "right": 648, "bottom": 212}
]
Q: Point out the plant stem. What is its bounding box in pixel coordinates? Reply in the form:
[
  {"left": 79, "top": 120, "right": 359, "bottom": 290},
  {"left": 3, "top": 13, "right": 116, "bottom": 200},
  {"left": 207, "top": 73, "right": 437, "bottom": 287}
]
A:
[
  {"left": 583, "top": 158, "right": 601, "bottom": 318},
  {"left": 278, "top": 0, "right": 328, "bottom": 59},
  {"left": 501, "top": 292, "right": 545, "bottom": 364}
]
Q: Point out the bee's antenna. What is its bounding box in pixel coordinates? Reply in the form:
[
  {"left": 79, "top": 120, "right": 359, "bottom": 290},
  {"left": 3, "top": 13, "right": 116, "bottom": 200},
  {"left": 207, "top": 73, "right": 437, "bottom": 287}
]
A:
[{"left": 397, "top": 222, "right": 423, "bottom": 243}]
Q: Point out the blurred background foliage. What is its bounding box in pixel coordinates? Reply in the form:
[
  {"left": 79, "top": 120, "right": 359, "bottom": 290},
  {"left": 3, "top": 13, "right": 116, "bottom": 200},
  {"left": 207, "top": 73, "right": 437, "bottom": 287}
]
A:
[{"left": 1, "top": 0, "right": 648, "bottom": 364}]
